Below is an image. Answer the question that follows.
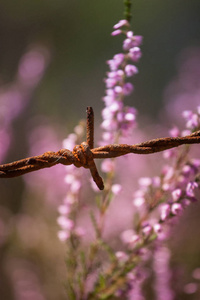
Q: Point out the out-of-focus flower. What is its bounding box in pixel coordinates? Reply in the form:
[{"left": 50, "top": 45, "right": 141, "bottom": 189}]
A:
[
  {"left": 0, "top": 45, "right": 50, "bottom": 163},
  {"left": 153, "top": 247, "right": 174, "bottom": 300}
]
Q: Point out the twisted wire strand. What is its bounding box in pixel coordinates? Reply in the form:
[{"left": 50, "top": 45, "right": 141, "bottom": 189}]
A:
[{"left": 0, "top": 106, "right": 200, "bottom": 190}]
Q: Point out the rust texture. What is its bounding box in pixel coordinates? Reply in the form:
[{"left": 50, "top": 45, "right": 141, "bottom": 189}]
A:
[
  {"left": 0, "top": 107, "right": 200, "bottom": 190},
  {"left": 86, "top": 106, "right": 94, "bottom": 149}
]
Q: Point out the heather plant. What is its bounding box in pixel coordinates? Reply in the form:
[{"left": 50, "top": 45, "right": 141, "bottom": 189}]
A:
[
  {"left": 54, "top": 2, "right": 200, "bottom": 300},
  {"left": 1, "top": 1, "right": 200, "bottom": 300}
]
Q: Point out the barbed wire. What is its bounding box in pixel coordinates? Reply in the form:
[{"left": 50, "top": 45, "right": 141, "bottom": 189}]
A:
[{"left": 1, "top": 107, "right": 200, "bottom": 190}]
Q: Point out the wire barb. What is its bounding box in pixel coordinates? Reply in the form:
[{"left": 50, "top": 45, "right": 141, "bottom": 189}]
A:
[{"left": 1, "top": 108, "right": 200, "bottom": 190}]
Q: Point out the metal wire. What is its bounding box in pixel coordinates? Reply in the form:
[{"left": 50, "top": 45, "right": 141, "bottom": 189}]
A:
[{"left": 1, "top": 107, "right": 200, "bottom": 190}]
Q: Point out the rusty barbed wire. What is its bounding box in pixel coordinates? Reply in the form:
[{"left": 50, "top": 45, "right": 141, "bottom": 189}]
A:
[{"left": 1, "top": 107, "right": 200, "bottom": 190}]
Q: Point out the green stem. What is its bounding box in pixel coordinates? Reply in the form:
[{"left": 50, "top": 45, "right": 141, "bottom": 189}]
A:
[{"left": 124, "top": 0, "right": 132, "bottom": 23}]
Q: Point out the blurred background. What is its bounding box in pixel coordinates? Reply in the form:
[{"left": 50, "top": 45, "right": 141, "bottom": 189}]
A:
[{"left": 0, "top": 0, "right": 200, "bottom": 299}]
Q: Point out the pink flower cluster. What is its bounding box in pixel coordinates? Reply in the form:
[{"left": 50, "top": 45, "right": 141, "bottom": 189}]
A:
[
  {"left": 57, "top": 124, "right": 86, "bottom": 242},
  {"left": 101, "top": 19, "right": 142, "bottom": 144},
  {"left": 120, "top": 107, "right": 200, "bottom": 251}
]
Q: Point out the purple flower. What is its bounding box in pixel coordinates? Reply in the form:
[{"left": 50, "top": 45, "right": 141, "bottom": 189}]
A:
[
  {"left": 57, "top": 216, "right": 74, "bottom": 230},
  {"left": 113, "top": 19, "right": 129, "bottom": 29},
  {"left": 138, "top": 177, "right": 152, "bottom": 187},
  {"left": 125, "top": 65, "right": 138, "bottom": 77},
  {"left": 171, "top": 203, "right": 183, "bottom": 215},
  {"left": 169, "top": 126, "right": 180, "bottom": 137},
  {"left": 129, "top": 47, "right": 142, "bottom": 62},
  {"left": 123, "top": 82, "right": 134, "bottom": 95},
  {"left": 160, "top": 204, "right": 171, "bottom": 221},
  {"left": 111, "top": 29, "right": 122, "bottom": 36},
  {"left": 154, "top": 223, "right": 162, "bottom": 234},
  {"left": 142, "top": 225, "right": 152, "bottom": 236},
  {"left": 58, "top": 230, "right": 70, "bottom": 242},
  {"left": 186, "top": 181, "right": 198, "bottom": 197},
  {"left": 171, "top": 189, "right": 182, "bottom": 202},
  {"left": 111, "top": 184, "right": 122, "bottom": 195}
]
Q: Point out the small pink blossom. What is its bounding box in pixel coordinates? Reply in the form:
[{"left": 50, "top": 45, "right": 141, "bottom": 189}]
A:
[
  {"left": 111, "top": 184, "right": 122, "bottom": 195},
  {"left": 111, "top": 29, "right": 122, "bottom": 36},
  {"left": 57, "top": 216, "right": 74, "bottom": 230},
  {"left": 101, "top": 159, "right": 115, "bottom": 173},
  {"left": 58, "top": 205, "right": 70, "bottom": 215},
  {"left": 154, "top": 223, "right": 162, "bottom": 234},
  {"left": 171, "top": 203, "right": 183, "bottom": 215},
  {"left": 138, "top": 177, "right": 152, "bottom": 187},
  {"left": 172, "top": 189, "right": 182, "bottom": 202},
  {"left": 160, "top": 204, "right": 170, "bottom": 221},
  {"left": 129, "top": 47, "right": 142, "bottom": 61},
  {"left": 142, "top": 225, "right": 152, "bottom": 236},
  {"left": 186, "top": 181, "right": 198, "bottom": 197},
  {"left": 113, "top": 19, "right": 129, "bottom": 29},
  {"left": 58, "top": 230, "right": 70, "bottom": 242},
  {"left": 133, "top": 197, "right": 145, "bottom": 207},
  {"left": 123, "top": 82, "right": 134, "bottom": 95},
  {"left": 115, "top": 251, "right": 128, "bottom": 262},
  {"left": 169, "top": 126, "right": 180, "bottom": 137},
  {"left": 125, "top": 65, "right": 138, "bottom": 77}
]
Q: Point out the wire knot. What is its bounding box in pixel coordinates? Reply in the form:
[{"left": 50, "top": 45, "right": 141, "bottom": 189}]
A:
[
  {"left": 72, "top": 142, "right": 93, "bottom": 168},
  {"left": 72, "top": 142, "right": 104, "bottom": 190}
]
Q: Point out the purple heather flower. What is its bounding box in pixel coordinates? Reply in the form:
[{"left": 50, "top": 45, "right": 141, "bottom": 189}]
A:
[
  {"left": 111, "top": 184, "right": 122, "bottom": 195},
  {"left": 58, "top": 205, "right": 70, "bottom": 215},
  {"left": 171, "top": 203, "right": 183, "bottom": 215},
  {"left": 105, "top": 77, "right": 117, "bottom": 88},
  {"left": 129, "top": 234, "right": 140, "bottom": 246},
  {"left": 115, "top": 251, "right": 128, "bottom": 262},
  {"left": 160, "top": 204, "right": 171, "bottom": 221},
  {"left": 125, "top": 112, "right": 136, "bottom": 122},
  {"left": 101, "top": 22, "right": 142, "bottom": 145},
  {"left": 181, "top": 129, "right": 191, "bottom": 136},
  {"left": 125, "top": 64, "right": 138, "bottom": 77},
  {"left": 152, "top": 176, "right": 161, "bottom": 187},
  {"left": 123, "top": 38, "right": 134, "bottom": 51},
  {"left": 133, "top": 196, "right": 145, "bottom": 208},
  {"left": 138, "top": 177, "right": 152, "bottom": 187},
  {"left": 111, "top": 29, "right": 122, "bottom": 36},
  {"left": 186, "top": 181, "right": 198, "bottom": 197},
  {"left": 191, "top": 158, "right": 200, "bottom": 168},
  {"left": 133, "top": 36, "right": 143, "bottom": 46},
  {"left": 142, "top": 225, "right": 152, "bottom": 236},
  {"left": 57, "top": 216, "right": 74, "bottom": 230},
  {"left": 101, "top": 118, "right": 117, "bottom": 131},
  {"left": 182, "top": 110, "right": 193, "bottom": 119},
  {"left": 113, "top": 19, "right": 129, "bottom": 29},
  {"left": 153, "top": 223, "right": 162, "bottom": 234},
  {"left": 127, "top": 31, "right": 134, "bottom": 38},
  {"left": 186, "top": 113, "right": 199, "bottom": 129},
  {"left": 169, "top": 126, "right": 180, "bottom": 137},
  {"left": 182, "top": 165, "right": 192, "bottom": 175},
  {"left": 171, "top": 189, "right": 182, "bottom": 202},
  {"left": 58, "top": 230, "right": 70, "bottom": 242},
  {"left": 129, "top": 47, "right": 142, "bottom": 62}
]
